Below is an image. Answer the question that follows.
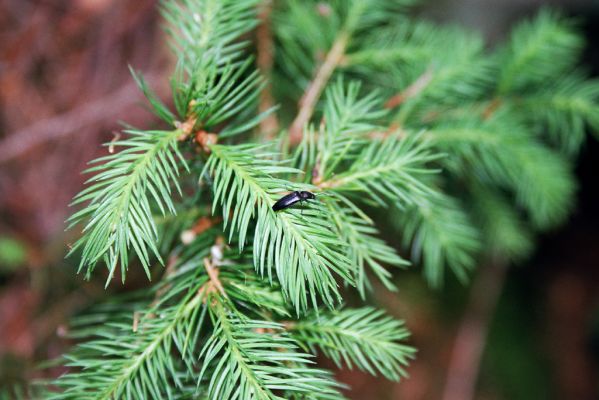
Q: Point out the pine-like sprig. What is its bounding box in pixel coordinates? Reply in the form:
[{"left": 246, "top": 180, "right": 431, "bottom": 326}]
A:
[
  {"left": 429, "top": 110, "right": 576, "bottom": 229},
  {"left": 520, "top": 75, "right": 599, "bottom": 153},
  {"left": 324, "top": 196, "right": 409, "bottom": 295},
  {"left": 49, "top": 235, "right": 215, "bottom": 400},
  {"left": 497, "top": 10, "right": 583, "bottom": 94},
  {"left": 205, "top": 144, "right": 355, "bottom": 313},
  {"left": 290, "top": 307, "right": 415, "bottom": 381},
  {"left": 68, "top": 128, "right": 187, "bottom": 282},
  {"left": 68, "top": 0, "right": 264, "bottom": 283},
  {"left": 48, "top": 1, "right": 599, "bottom": 398},
  {"left": 200, "top": 298, "right": 344, "bottom": 400},
  {"left": 397, "top": 192, "right": 481, "bottom": 286}
]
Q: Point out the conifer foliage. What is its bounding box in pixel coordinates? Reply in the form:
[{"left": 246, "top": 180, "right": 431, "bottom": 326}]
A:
[{"left": 44, "top": 1, "right": 598, "bottom": 399}]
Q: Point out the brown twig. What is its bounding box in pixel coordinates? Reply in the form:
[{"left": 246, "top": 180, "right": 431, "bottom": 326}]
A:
[
  {"left": 256, "top": 0, "right": 279, "bottom": 138},
  {"left": 482, "top": 97, "right": 502, "bottom": 120},
  {"left": 108, "top": 131, "right": 122, "bottom": 154},
  {"left": 385, "top": 67, "right": 434, "bottom": 109},
  {"left": 132, "top": 311, "right": 141, "bottom": 333},
  {"left": 281, "top": 320, "right": 296, "bottom": 330},
  {"left": 343, "top": 69, "right": 434, "bottom": 144},
  {"left": 197, "top": 237, "right": 228, "bottom": 301},
  {"left": 200, "top": 257, "right": 227, "bottom": 299},
  {"left": 441, "top": 260, "right": 508, "bottom": 400},
  {"left": 288, "top": 32, "right": 349, "bottom": 146},
  {"left": 367, "top": 122, "right": 406, "bottom": 141},
  {"left": 175, "top": 99, "right": 219, "bottom": 152}
]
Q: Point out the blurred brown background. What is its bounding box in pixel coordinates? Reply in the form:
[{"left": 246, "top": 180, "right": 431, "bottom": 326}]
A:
[{"left": 0, "top": 0, "right": 598, "bottom": 399}]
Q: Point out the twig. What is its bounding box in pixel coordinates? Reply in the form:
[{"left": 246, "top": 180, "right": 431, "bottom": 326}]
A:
[
  {"left": 132, "top": 311, "right": 141, "bottom": 333},
  {"left": 200, "top": 257, "right": 227, "bottom": 298},
  {"left": 441, "top": 260, "right": 508, "bottom": 400},
  {"left": 108, "top": 131, "right": 122, "bottom": 154},
  {"left": 0, "top": 74, "right": 162, "bottom": 164},
  {"left": 367, "top": 122, "right": 406, "bottom": 141},
  {"left": 256, "top": 0, "right": 279, "bottom": 138},
  {"left": 385, "top": 67, "right": 434, "bottom": 109},
  {"left": 198, "top": 237, "right": 228, "bottom": 300},
  {"left": 482, "top": 97, "right": 502, "bottom": 120},
  {"left": 288, "top": 32, "right": 349, "bottom": 146}
]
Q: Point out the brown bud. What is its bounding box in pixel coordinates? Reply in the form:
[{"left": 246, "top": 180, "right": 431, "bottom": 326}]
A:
[
  {"left": 175, "top": 117, "right": 197, "bottom": 141},
  {"left": 195, "top": 130, "right": 218, "bottom": 153}
]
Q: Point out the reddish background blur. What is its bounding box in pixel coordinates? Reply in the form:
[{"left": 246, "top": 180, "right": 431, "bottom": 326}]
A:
[{"left": 0, "top": 1, "right": 598, "bottom": 399}]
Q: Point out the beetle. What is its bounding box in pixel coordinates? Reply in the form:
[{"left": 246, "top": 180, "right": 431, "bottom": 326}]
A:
[{"left": 272, "top": 191, "right": 316, "bottom": 211}]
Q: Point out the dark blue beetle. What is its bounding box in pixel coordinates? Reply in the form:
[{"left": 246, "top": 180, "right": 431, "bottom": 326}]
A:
[{"left": 272, "top": 191, "right": 316, "bottom": 211}]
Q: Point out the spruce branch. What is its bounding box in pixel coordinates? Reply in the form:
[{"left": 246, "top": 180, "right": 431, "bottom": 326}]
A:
[
  {"left": 289, "top": 307, "right": 415, "bottom": 381},
  {"left": 48, "top": 285, "right": 208, "bottom": 400},
  {"left": 429, "top": 111, "right": 576, "bottom": 229},
  {"left": 341, "top": 21, "right": 492, "bottom": 122},
  {"left": 311, "top": 80, "right": 387, "bottom": 184},
  {"left": 396, "top": 192, "right": 481, "bottom": 286},
  {"left": 68, "top": 128, "right": 188, "bottom": 283},
  {"left": 324, "top": 195, "right": 409, "bottom": 295},
  {"left": 50, "top": 237, "right": 286, "bottom": 400},
  {"left": 341, "top": 21, "right": 437, "bottom": 68},
  {"left": 497, "top": 10, "right": 583, "bottom": 94},
  {"left": 51, "top": 1, "right": 599, "bottom": 398},
  {"left": 205, "top": 144, "right": 355, "bottom": 313},
  {"left": 519, "top": 75, "right": 599, "bottom": 152},
  {"left": 289, "top": 31, "right": 349, "bottom": 145},
  {"left": 286, "top": 0, "right": 415, "bottom": 145},
  {"left": 200, "top": 297, "right": 345, "bottom": 400},
  {"left": 319, "top": 132, "right": 440, "bottom": 209},
  {"left": 162, "top": 0, "right": 260, "bottom": 72},
  {"left": 67, "top": 0, "right": 266, "bottom": 284}
]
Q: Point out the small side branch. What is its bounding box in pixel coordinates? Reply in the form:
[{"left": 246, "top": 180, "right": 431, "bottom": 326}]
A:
[
  {"left": 385, "top": 67, "right": 434, "bottom": 109},
  {"left": 201, "top": 257, "right": 227, "bottom": 299},
  {"left": 288, "top": 32, "right": 349, "bottom": 146},
  {"left": 482, "top": 98, "right": 502, "bottom": 120},
  {"left": 198, "top": 237, "right": 228, "bottom": 300}
]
